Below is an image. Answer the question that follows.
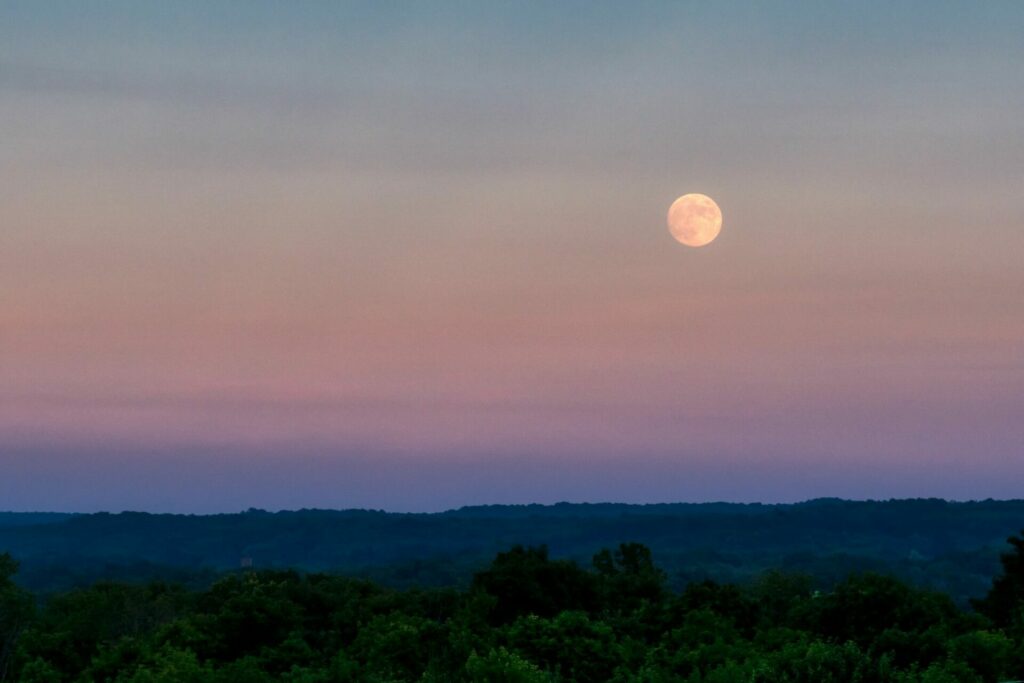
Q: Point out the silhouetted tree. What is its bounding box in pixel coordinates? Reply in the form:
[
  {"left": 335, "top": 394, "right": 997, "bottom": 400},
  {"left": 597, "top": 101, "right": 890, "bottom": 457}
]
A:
[
  {"left": 0, "top": 554, "right": 32, "bottom": 682},
  {"left": 472, "top": 545, "right": 597, "bottom": 624},
  {"left": 974, "top": 530, "right": 1024, "bottom": 630},
  {"left": 592, "top": 542, "right": 667, "bottom": 622}
]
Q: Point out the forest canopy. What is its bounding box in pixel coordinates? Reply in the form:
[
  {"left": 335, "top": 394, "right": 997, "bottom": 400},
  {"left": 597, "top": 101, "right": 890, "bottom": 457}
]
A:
[{"left": 2, "top": 529, "right": 1024, "bottom": 682}]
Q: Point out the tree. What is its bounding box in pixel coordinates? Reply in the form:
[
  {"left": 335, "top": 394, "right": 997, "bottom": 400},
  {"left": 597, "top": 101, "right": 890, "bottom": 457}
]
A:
[
  {"left": 749, "top": 570, "right": 813, "bottom": 627},
  {"left": 0, "top": 554, "right": 32, "bottom": 682},
  {"left": 471, "top": 546, "right": 597, "bottom": 624},
  {"left": 593, "top": 543, "right": 667, "bottom": 609},
  {"left": 974, "top": 530, "right": 1024, "bottom": 630},
  {"left": 505, "top": 611, "right": 618, "bottom": 682},
  {"left": 13, "top": 580, "right": 188, "bottom": 680},
  {"left": 465, "top": 647, "right": 548, "bottom": 683},
  {"left": 800, "top": 573, "right": 958, "bottom": 649},
  {"left": 119, "top": 646, "right": 211, "bottom": 683},
  {"left": 676, "top": 580, "right": 758, "bottom": 635}
]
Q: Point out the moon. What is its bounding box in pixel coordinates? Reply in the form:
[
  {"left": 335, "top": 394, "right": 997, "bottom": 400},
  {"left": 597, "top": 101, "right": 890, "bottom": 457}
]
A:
[{"left": 667, "top": 193, "right": 722, "bottom": 247}]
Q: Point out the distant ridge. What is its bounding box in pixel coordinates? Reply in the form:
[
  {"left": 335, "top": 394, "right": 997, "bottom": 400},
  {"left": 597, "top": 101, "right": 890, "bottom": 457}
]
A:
[{"left": 2, "top": 499, "right": 1023, "bottom": 603}]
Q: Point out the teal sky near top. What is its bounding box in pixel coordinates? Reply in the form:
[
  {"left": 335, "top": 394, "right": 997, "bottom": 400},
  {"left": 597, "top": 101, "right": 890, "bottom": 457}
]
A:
[{"left": 2, "top": 2, "right": 1023, "bottom": 512}]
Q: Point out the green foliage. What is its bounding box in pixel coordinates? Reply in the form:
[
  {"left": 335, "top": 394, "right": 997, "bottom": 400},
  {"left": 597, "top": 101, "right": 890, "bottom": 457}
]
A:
[
  {"left": 0, "top": 553, "right": 33, "bottom": 682},
  {"left": 799, "top": 573, "right": 959, "bottom": 648},
  {"left": 472, "top": 545, "right": 597, "bottom": 624},
  {"left": 504, "top": 612, "right": 616, "bottom": 682},
  {"left": 946, "top": 630, "right": 1013, "bottom": 683},
  {"left": 974, "top": 529, "right": 1024, "bottom": 631},
  {"left": 3, "top": 535, "right": 1024, "bottom": 681},
  {"left": 749, "top": 570, "right": 813, "bottom": 626},
  {"left": 593, "top": 542, "right": 667, "bottom": 613},
  {"left": 15, "top": 581, "right": 191, "bottom": 680},
  {"left": 465, "top": 647, "right": 548, "bottom": 682},
  {"left": 116, "top": 645, "right": 211, "bottom": 683}
]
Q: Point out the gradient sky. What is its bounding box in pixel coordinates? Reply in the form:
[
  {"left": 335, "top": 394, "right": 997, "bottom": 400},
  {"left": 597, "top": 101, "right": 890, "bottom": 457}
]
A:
[{"left": 2, "top": 1, "right": 1023, "bottom": 512}]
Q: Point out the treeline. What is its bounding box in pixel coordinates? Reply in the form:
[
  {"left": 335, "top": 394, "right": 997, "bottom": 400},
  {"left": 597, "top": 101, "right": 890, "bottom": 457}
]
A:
[
  {"left": 2, "top": 532, "right": 1024, "bottom": 682},
  {"left": 4, "top": 499, "right": 1024, "bottom": 603}
]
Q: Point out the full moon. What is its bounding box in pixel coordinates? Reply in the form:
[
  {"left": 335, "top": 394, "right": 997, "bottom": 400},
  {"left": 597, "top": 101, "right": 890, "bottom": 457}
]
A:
[{"left": 667, "top": 193, "right": 722, "bottom": 247}]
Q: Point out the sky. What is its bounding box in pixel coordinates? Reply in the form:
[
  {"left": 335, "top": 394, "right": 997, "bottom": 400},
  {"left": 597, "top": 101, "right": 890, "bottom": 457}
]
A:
[{"left": 2, "top": 1, "right": 1023, "bottom": 512}]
